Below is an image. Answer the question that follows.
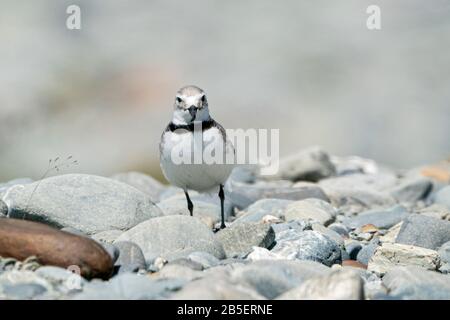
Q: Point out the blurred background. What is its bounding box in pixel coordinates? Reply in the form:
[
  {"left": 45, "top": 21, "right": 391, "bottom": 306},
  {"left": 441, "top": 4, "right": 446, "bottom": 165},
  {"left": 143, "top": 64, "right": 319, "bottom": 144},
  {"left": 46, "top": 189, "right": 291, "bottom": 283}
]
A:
[{"left": 1, "top": 0, "right": 449, "bottom": 182}]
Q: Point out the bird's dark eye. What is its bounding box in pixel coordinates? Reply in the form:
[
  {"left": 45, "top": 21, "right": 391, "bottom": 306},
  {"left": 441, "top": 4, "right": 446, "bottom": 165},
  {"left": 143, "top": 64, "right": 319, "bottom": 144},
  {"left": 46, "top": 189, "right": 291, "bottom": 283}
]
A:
[
  {"left": 176, "top": 97, "right": 182, "bottom": 103},
  {"left": 201, "top": 95, "right": 206, "bottom": 103}
]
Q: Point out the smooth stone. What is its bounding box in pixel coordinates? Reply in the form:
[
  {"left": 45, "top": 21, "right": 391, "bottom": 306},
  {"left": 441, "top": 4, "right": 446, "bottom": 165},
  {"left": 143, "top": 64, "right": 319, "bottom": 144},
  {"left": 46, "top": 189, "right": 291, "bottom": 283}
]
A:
[
  {"left": 226, "top": 180, "right": 329, "bottom": 210},
  {"left": 344, "top": 205, "right": 409, "bottom": 230},
  {"left": 276, "top": 269, "right": 364, "bottom": 300},
  {"left": 383, "top": 266, "right": 450, "bottom": 299},
  {"left": 230, "top": 260, "right": 330, "bottom": 299},
  {"left": 216, "top": 223, "right": 275, "bottom": 258},
  {"left": 356, "top": 238, "right": 380, "bottom": 265},
  {"left": 418, "top": 204, "right": 450, "bottom": 221},
  {"left": 396, "top": 214, "right": 450, "bottom": 250},
  {"left": 101, "top": 243, "right": 120, "bottom": 264},
  {"left": 0, "top": 178, "right": 34, "bottom": 198},
  {"left": 388, "top": 177, "right": 432, "bottom": 203},
  {"left": 330, "top": 155, "right": 378, "bottom": 176},
  {"left": 110, "top": 171, "right": 165, "bottom": 202},
  {"left": 368, "top": 243, "right": 440, "bottom": 276},
  {"left": 272, "top": 230, "right": 342, "bottom": 266},
  {"left": 2, "top": 283, "right": 47, "bottom": 299},
  {"left": 152, "top": 264, "right": 204, "bottom": 281},
  {"left": 167, "top": 258, "right": 204, "bottom": 271},
  {"left": 438, "top": 241, "right": 450, "bottom": 265},
  {"left": 91, "top": 230, "right": 124, "bottom": 244},
  {"left": 35, "top": 266, "right": 86, "bottom": 290},
  {"left": 0, "top": 219, "right": 113, "bottom": 279},
  {"left": 171, "top": 275, "right": 265, "bottom": 300},
  {"left": 284, "top": 198, "right": 337, "bottom": 226},
  {"left": 319, "top": 173, "right": 398, "bottom": 193},
  {"left": 0, "top": 200, "right": 7, "bottom": 216},
  {"left": 5, "top": 174, "right": 163, "bottom": 234},
  {"left": 346, "top": 242, "right": 363, "bottom": 260},
  {"left": 233, "top": 199, "right": 293, "bottom": 224},
  {"left": 187, "top": 252, "right": 220, "bottom": 269},
  {"left": 115, "top": 215, "right": 225, "bottom": 261},
  {"left": 434, "top": 186, "right": 450, "bottom": 209},
  {"left": 328, "top": 223, "right": 350, "bottom": 236},
  {"left": 73, "top": 273, "right": 185, "bottom": 300},
  {"left": 114, "top": 241, "right": 146, "bottom": 273},
  {"left": 273, "top": 146, "right": 336, "bottom": 182}
]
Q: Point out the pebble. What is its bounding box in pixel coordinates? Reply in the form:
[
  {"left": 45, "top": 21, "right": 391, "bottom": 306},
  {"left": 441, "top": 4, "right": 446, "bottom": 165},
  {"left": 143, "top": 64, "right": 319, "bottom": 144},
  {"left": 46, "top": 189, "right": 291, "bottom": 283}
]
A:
[
  {"left": 113, "top": 241, "right": 147, "bottom": 274},
  {"left": 356, "top": 238, "right": 380, "bottom": 265},
  {"left": 110, "top": 171, "right": 166, "bottom": 202},
  {"left": 4, "top": 174, "right": 163, "bottom": 234},
  {"left": 346, "top": 241, "right": 363, "bottom": 260},
  {"left": 395, "top": 214, "right": 450, "bottom": 250},
  {"left": 388, "top": 177, "right": 432, "bottom": 203},
  {"left": 368, "top": 243, "right": 441, "bottom": 276},
  {"left": 115, "top": 215, "right": 225, "bottom": 261},
  {"left": 283, "top": 198, "right": 337, "bottom": 226},
  {"left": 344, "top": 205, "right": 409, "bottom": 230},
  {"left": 216, "top": 222, "right": 275, "bottom": 258}
]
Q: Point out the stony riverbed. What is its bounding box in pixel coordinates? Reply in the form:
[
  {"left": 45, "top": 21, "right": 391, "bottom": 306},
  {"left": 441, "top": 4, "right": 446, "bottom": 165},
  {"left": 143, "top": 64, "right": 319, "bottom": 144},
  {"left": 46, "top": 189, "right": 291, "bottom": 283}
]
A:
[{"left": 1, "top": 146, "right": 450, "bottom": 300}]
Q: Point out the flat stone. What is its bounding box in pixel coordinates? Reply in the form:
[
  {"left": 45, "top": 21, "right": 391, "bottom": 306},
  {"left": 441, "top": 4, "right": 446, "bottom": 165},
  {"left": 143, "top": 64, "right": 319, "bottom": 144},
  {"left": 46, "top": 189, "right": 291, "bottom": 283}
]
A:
[
  {"left": 356, "top": 238, "right": 380, "bottom": 265},
  {"left": 115, "top": 215, "right": 225, "bottom": 261},
  {"left": 187, "top": 252, "right": 220, "bottom": 269},
  {"left": 272, "top": 230, "right": 342, "bottom": 266},
  {"left": 344, "top": 205, "right": 409, "bottom": 230},
  {"left": 276, "top": 269, "right": 364, "bottom": 300},
  {"left": 216, "top": 223, "right": 275, "bottom": 258},
  {"left": 114, "top": 241, "right": 147, "bottom": 273},
  {"left": 0, "top": 218, "right": 113, "bottom": 279},
  {"left": 273, "top": 146, "right": 336, "bottom": 182},
  {"left": 91, "top": 230, "right": 124, "bottom": 244},
  {"left": 233, "top": 199, "right": 293, "bottom": 224},
  {"left": 368, "top": 243, "right": 440, "bottom": 276},
  {"left": 110, "top": 171, "right": 166, "bottom": 202},
  {"left": 4, "top": 174, "right": 163, "bottom": 234},
  {"left": 396, "top": 214, "right": 450, "bottom": 250},
  {"left": 284, "top": 199, "right": 337, "bottom": 226},
  {"left": 433, "top": 185, "right": 450, "bottom": 209},
  {"left": 388, "top": 177, "right": 432, "bottom": 203},
  {"left": 383, "top": 266, "right": 450, "bottom": 299}
]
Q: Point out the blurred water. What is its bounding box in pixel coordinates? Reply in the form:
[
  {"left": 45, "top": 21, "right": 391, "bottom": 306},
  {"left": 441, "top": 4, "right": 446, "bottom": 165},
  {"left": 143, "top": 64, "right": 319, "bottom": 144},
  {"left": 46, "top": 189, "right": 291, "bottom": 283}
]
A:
[{"left": 0, "top": 0, "right": 449, "bottom": 181}]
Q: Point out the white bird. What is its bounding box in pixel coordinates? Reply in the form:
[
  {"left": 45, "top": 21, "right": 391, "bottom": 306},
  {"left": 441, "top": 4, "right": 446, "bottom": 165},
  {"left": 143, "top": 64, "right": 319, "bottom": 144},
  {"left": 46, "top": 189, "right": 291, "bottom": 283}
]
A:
[{"left": 159, "top": 86, "right": 235, "bottom": 229}]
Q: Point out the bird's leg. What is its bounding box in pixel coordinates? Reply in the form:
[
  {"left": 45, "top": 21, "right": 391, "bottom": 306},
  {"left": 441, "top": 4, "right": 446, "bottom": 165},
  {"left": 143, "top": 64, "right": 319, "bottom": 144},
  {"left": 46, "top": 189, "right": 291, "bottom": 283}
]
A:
[
  {"left": 219, "top": 184, "right": 226, "bottom": 229},
  {"left": 184, "top": 190, "right": 194, "bottom": 216}
]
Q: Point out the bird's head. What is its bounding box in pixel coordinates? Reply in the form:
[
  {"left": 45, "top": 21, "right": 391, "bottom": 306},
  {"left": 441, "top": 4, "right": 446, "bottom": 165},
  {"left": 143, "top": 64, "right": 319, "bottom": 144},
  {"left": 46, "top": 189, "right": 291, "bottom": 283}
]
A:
[{"left": 172, "top": 85, "right": 210, "bottom": 125}]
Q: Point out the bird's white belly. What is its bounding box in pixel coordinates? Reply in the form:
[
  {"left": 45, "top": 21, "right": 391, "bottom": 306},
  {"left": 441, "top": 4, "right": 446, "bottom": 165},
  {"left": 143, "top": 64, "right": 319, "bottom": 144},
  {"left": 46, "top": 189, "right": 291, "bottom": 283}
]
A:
[{"left": 160, "top": 127, "right": 234, "bottom": 192}]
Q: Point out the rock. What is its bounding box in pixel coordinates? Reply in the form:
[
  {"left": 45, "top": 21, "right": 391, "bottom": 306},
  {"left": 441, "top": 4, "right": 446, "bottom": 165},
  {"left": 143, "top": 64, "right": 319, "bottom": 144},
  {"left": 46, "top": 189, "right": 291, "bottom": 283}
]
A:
[
  {"left": 418, "top": 204, "right": 450, "bottom": 221},
  {"left": 60, "top": 227, "right": 88, "bottom": 237},
  {"left": 233, "top": 199, "right": 293, "bottom": 224},
  {"left": 283, "top": 199, "right": 337, "bottom": 226},
  {"left": 328, "top": 223, "right": 350, "bottom": 237},
  {"left": 216, "top": 223, "right": 275, "bottom": 258},
  {"left": 368, "top": 243, "right": 440, "bottom": 276},
  {"left": 230, "top": 260, "right": 330, "bottom": 299},
  {"left": 0, "top": 218, "right": 113, "bottom": 279},
  {"left": 101, "top": 243, "right": 120, "bottom": 264},
  {"left": 187, "top": 252, "right": 220, "bottom": 269},
  {"left": 342, "top": 260, "right": 367, "bottom": 269},
  {"left": 383, "top": 266, "right": 450, "bottom": 299},
  {"left": 434, "top": 185, "right": 450, "bottom": 209},
  {"left": 246, "top": 247, "right": 285, "bottom": 261},
  {"left": 276, "top": 269, "right": 364, "bottom": 300},
  {"left": 388, "top": 177, "right": 432, "bottom": 203},
  {"left": 0, "top": 199, "right": 7, "bottom": 216},
  {"left": 330, "top": 155, "right": 378, "bottom": 176},
  {"left": 0, "top": 270, "right": 55, "bottom": 299},
  {"left": 396, "top": 214, "right": 450, "bottom": 250},
  {"left": 226, "top": 180, "right": 329, "bottom": 210},
  {"left": 272, "top": 230, "right": 342, "bottom": 266},
  {"left": 320, "top": 173, "right": 398, "bottom": 193},
  {"left": 114, "top": 241, "right": 146, "bottom": 273},
  {"left": 0, "top": 178, "right": 33, "bottom": 198},
  {"left": 272, "top": 220, "right": 312, "bottom": 240},
  {"left": 152, "top": 264, "right": 204, "bottom": 281},
  {"left": 110, "top": 171, "right": 165, "bottom": 202},
  {"left": 344, "top": 205, "right": 408, "bottom": 230},
  {"left": 438, "top": 241, "right": 450, "bottom": 272},
  {"left": 346, "top": 241, "right": 362, "bottom": 260},
  {"left": 91, "top": 230, "right": 124, "bottom": 244},
  {"left": 115, "top": 215, "right": 225, "bottom": 261},
  {"left": 73, "top": 273, "right": 185, "bottom": 299},
  {"left": 311, "top": 223, "right": 344, "bottom": 246},
  {"left": 171, "top": 275, "right": 265, "bottom": 300},
  {"left": 356, "top": 238, "right": 380, "bottom": 265},
  {"left": 2, "top": 283, "right": 47, "bottom": 299},
  {"left": 379, "top": 222, "right": 402, "bottom": 243},
  {"left": 4, "top": 174, "right": 163, "bottom": 234},
  {"left": 35, "top": 266, "right": 86, "bottom": 291},
  {"left": 273, "top": 146, "right": 336, "bottom": 182}
]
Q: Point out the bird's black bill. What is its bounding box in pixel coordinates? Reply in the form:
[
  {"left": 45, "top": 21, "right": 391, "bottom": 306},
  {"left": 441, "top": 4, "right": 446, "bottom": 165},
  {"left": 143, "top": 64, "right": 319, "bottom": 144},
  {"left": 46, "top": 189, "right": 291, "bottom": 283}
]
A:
[{"left": 188, "top": 106, "right": 197, "bottom": 120}]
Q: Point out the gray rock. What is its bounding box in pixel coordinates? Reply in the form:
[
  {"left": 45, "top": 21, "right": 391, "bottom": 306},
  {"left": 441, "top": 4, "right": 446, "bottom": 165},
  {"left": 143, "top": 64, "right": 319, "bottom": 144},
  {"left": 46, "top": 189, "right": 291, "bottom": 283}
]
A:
[
  {"left": 0, "top": 200, "right": 7, "bottom": 216},
  {"left": 284, "top": 199, "right": 337, "bottom": 226},
  {"left": 157, "top": 197, "right": 223, "bottom": 225},
  {"left": 311, "top": 223, "right": 344, "bottom": 246},
  {"left": 4, "top": 174, "right": 163, "bottom": 234},
  {"left": 396, "top": 214, "right": 450, "bottom": 250},
  {"left": 226, "top": 180, "right": 329, "bottom": 210},
  {"left": 274, "top": 146, "right": 336, "bottom": 182},
  {"left": 383, "top": 266, "right": 450, "bottom": 299},
  {"left": 110, "top": 171, "right": 165, "bottom": 202},
  {"left": 434, "top": 185, "right": 450, "bottom": 209},
  {"left": 233, "top": 199, "right": 293, "bottom": 224},
  {"left": 344, "top": 205, "right": 409, "bottom": 230},
  {"left": 328, "top": 223, "right": 350, "bottom": 236},
  {"left": 73, "top": 273, "right": 185, "bottom": 299},
  {"left": 114, "top": 241, "right": 147, "bottom": 273},
  {"left": 330, "top": 155, "right": 378, "bottom": 176},
  {"left": 276, "top": 269, "right": 364, "bottom": 300},
  {"left": 91, "top": 230, "right": 124, "bottom": 244},
  {"left": 272, "top": 220, "right": 312, "bottom": 241},
  {"left": 346, "top": 242, "right": 363, "bottom": 260},
  {"left": 272, "top": 230, "right": 342, "bottom": 266},
  {"left": 115, "top": 215, "right": 225, "bottom": 261},
  {"left": 389, "top": 177, "right": 432, "bottom": 203},
  {"left": 319, "top": 173, "right": 398, "bottom": 193},
  {"left": 438, "top": 241, "right": 450, "bottom": 273},
  {"left": 187, "top": 252, "right": 220, "bottom": 269},
  {"left": 60, "top": 227, "right": 88, "bottom": 237},
  {"left": 418, "top": 204, "right": 450, "bottom": 221},
  {"left": 216, "top": 223, "right": 275, "bottom": 258},
  {"left": 2, "top": 283, "right": 47, "bottom": 299},
  {"left": 35, "top": 266, "right": 86, "bottom": 292},
  {"left": 230, "top": 260, "right": 330, "bottom": 299},
  {"left": 357, "top": 238, "right": 380, "bottom": 265},
  {"left": 0, "top": 178, "right": 33, "bottom": 198},
  {"left": 153, "top": 264, "right": 204, "bottom": 281},
  {"left": 167, "top": 258, "right": 204, "bottom": 271}
]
